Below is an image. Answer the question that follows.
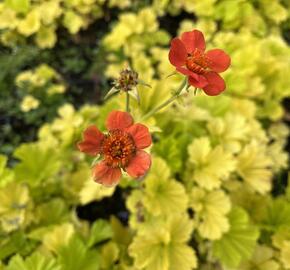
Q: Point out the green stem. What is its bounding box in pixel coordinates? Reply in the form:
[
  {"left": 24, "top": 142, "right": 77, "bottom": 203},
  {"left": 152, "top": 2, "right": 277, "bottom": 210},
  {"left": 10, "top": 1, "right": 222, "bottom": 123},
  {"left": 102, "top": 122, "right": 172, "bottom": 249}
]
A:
[
  {"left": 141, "top": 78, "right": 187, "bottom": 120},
  {"left": 126, "top": 92, "right": 130, "bottom": 112}
]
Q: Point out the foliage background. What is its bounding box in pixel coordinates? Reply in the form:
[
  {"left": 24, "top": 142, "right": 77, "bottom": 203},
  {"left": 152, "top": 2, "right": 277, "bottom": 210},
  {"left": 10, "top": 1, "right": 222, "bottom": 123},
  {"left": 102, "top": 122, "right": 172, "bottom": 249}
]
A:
[{"left": 0, "top": 0, "right": 290, "bottom": 269}]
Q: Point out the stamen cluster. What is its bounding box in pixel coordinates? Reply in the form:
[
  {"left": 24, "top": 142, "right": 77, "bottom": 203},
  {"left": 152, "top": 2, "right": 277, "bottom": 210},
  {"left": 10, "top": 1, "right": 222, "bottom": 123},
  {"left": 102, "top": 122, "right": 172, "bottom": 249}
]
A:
[
  {"left": 102, "top": 130, "right": 136, "bottom": 168},
  {"left": 186, "top": 49, "right": 211, "bottom": 75}
]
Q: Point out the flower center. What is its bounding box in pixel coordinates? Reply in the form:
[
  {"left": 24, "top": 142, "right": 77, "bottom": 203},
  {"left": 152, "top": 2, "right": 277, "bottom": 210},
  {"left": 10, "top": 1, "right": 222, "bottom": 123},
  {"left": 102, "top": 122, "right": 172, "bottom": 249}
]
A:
[
  {"left": 101, "top": 129, "right": 136, "bottom": 168},
  {"left": 186, "top": 49, "right": 210, "bottom": 75}
]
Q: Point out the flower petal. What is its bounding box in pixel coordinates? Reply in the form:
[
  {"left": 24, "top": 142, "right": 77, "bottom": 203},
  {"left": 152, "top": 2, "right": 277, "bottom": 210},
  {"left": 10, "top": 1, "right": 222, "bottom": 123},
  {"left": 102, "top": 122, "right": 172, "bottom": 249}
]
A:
[
  {"left": 176, "top": 67, "right": 208, "bottom": 88},
  {"left": 188, "top": 74, "right": 208, "bottom": 89},
  {"left": 77, "top": 125, "right": 104, "bottom": 156},
  {"left": 126, "top": 123, "right": 152, "bottom": 149},
  {"left": 168, "top": 38, "right": 187, "bottom": 67},
  {"left": 202, "top": 72, "right": 226, "bottom": 96},
  {"left": 126, "top": 150, "right": 151, "bottom": 178},
  {"left": 176, "top": 66, "right": 199, "bottom": 80},
  {"left": 92, "top": 161, "right": 122, "bottom": 186},
  {"left": 181, "top": 30, "right": 206, "bottom": 53},
  {"left": 206, "top": 49, "right": 231, "bottom": 73},
  {"left": 176, "top": 66, "right": 208, "bottom": 88},
  {"left": 106, "top": 111, "right": 134, "bottom": 131}
]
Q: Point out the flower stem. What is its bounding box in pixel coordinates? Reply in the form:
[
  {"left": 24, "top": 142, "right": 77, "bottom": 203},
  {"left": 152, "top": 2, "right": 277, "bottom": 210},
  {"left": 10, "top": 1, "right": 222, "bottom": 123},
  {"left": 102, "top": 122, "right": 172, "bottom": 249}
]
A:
[
  {"left": 141, "top": 78, "right": 187, "bottom": 120},
  {"left": 126, "top": 92, "right": 130, "bottom": 112}
]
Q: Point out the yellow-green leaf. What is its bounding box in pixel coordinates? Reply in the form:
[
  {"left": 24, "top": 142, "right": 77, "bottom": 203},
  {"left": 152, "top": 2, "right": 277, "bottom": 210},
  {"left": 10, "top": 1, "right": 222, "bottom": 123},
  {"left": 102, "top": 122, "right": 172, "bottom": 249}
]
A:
[{"left": 213, "top": 207, "right": 259, "bottom": 268}]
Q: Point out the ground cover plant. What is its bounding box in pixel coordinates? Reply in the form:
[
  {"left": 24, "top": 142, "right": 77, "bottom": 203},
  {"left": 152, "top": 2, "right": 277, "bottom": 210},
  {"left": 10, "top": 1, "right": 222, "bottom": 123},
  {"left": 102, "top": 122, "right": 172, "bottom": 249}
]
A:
[{"left": 0, "top": 0, "right": 290, "bottom": 269}]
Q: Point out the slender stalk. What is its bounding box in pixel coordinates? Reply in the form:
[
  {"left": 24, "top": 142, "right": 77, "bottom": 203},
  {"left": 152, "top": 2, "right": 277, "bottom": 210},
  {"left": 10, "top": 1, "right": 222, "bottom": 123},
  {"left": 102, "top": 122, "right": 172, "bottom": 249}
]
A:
[
  {"left": 126, "top": 92, "right": 130, "bottom": 112},
  {"left": 141, "top": 78, "right": 187, "bottom": 120}
]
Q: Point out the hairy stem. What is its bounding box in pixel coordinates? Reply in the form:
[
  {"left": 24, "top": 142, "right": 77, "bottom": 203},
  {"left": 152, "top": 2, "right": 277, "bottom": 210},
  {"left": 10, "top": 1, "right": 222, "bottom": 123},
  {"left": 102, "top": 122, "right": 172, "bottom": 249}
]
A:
[
  {"left": 126, "top": 92, "right": 130, "bottom": 112},
  {"left": 141, "top": 78, "right": 187, "bottom": 120}
]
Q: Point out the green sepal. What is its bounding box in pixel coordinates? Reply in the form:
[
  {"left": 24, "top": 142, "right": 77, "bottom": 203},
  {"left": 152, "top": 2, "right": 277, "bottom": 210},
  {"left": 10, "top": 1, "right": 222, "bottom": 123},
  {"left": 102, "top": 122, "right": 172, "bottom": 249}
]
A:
[
  {"left": 91, "top": 155, "right": 101, "bottom": 167},
  {"left": 128, "top": 87, "right": 140, "bottom": 104},
  {"left": 137, "top": 79, "right": 151, "bottom": 88},
  {"left": 165, "top": 71, "right": 177, "bottom": 78},
  {"left": 104, "top": 87, "right": 119, "bottom": 100}
]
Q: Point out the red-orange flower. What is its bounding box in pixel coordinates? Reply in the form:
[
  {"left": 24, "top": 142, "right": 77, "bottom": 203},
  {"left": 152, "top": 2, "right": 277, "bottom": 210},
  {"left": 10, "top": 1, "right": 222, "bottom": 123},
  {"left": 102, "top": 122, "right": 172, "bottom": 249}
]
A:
[
  {"left": 169, "top": 29, "right": 231, "bottom": 96},
  {"left": 78, "top": 111, "right": 152, "bottom": 186}
]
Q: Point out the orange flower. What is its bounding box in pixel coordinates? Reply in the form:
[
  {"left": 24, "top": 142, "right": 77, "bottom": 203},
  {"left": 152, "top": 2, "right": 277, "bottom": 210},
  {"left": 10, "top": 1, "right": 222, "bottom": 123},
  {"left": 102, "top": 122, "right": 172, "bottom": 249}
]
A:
[
  {"left": 78, "top": 111, "right": 152, "bottom": 186},
  {"left": 169, "top": 29, "right": 231, "bottom": 96}
]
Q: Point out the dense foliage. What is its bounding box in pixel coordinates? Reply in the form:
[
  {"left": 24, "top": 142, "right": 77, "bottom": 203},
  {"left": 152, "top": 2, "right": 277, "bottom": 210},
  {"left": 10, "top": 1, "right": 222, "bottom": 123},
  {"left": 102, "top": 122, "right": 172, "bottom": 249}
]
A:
[{"left": 0, "top": 0, "right": 290, "bottom": 269}]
